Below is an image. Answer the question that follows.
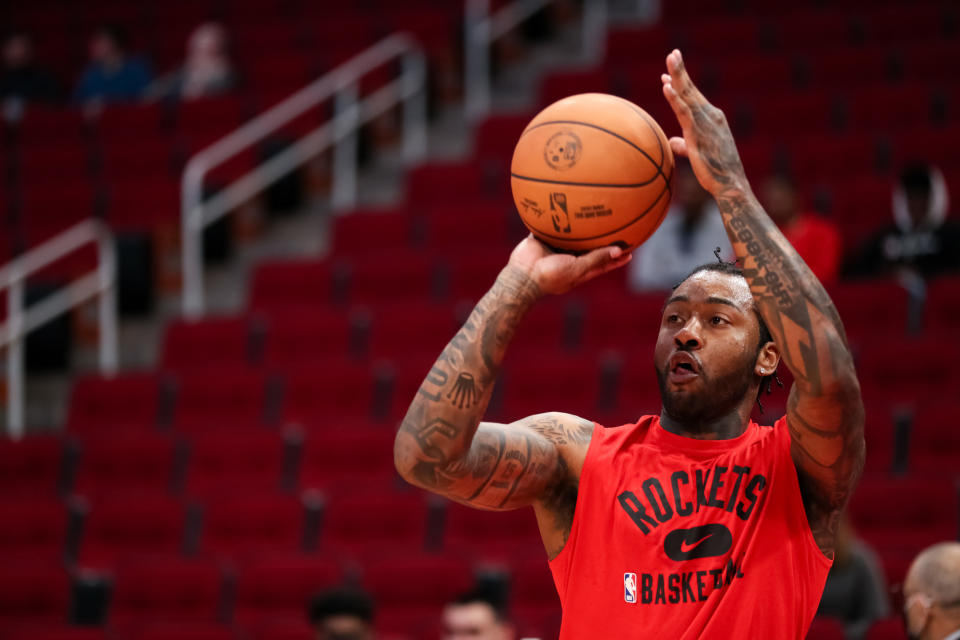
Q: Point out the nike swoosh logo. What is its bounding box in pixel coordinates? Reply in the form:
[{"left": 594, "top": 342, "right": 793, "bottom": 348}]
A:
[
  {"left": 663, "top": 524, "right": 733, "bottom": 561},
  {"left": 679, "top": 533, "right": 713, "bottom": 553}
]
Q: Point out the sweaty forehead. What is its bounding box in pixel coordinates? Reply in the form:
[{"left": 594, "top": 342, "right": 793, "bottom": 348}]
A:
[{"left": 671, "top": 271, "right": 754, "bottom": 311}]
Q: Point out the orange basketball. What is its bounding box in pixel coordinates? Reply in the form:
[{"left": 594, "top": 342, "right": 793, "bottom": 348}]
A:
[{"left": 511, "top": 93, "right": 674, "bottom": 253}]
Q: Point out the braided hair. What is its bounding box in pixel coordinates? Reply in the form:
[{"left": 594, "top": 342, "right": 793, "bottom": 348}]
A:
[{"left": 673, "top": 248, "right": 784, "bottom": 413}]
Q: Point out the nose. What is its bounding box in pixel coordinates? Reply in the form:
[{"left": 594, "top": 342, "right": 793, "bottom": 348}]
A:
[{"left": 674, "top": 318, "right": 702, "bottom": 350}]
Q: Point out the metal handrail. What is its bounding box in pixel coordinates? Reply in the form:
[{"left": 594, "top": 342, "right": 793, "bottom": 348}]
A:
[
  {"left": 464, "top": 0, "right": 608, "bottom": 122},
  {"left": 0, "top": 218, "right": 118, "bottom": 438},
  {"left": 181, "top": 32, "right": 427, "bottom": 317}
]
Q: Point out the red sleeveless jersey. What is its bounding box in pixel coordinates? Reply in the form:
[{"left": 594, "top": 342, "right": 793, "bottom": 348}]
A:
[{"left": 548, "top": 415, "right": 831, "bottom": 639}]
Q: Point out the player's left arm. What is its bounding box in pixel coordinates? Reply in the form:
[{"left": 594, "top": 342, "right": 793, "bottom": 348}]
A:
[{"left": 662, "top": 49, "right": 865, "bottom": 557}]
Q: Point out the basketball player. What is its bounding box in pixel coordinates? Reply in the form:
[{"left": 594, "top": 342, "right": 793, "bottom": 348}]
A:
[{"left": 394, "top": 49, "right": 864, "bottom": 638}]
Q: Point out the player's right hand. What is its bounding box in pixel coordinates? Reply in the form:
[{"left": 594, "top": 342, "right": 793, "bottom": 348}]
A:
[{"left": 507, "top": 235, "right": 631, "bottom": 296}]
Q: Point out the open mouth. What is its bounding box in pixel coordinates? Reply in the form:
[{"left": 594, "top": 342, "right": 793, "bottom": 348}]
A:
[{"left": 667, "top": 352, "right": 701, "bottom": 383}]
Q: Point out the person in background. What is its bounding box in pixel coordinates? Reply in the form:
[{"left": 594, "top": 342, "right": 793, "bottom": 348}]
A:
[
  {"left": 148, "top": 22, "right": 237, "bottom": 102},
  {"left": 816, "top": 515, "right": 889, "bottom": 639},
  {"left": 74, "top": 25, "right": 152, "bottom": 107},
  {"left": 628, "top": 159, "right": 730, "bottom": 291},
  {"left": 442, "top": 588, "right": 515, "bottom": 640},
  {"left": 845, "top": 164, "right": 960, "bottom": 280},
  {"left": 901, "top": 541, "right": 960, "bottom": 640},
  {"left": 310, "top": 587, "right": 376, "bottom": 640},
  {"left": 0, "top": 31, "right": 61, "bottom": 112},
  {"left": 760, "top": 173, "right": 842, "bottom": 284}
]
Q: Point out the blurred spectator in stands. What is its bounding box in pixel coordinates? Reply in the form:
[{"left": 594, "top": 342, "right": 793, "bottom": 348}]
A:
[
  {"left": 845, "top": 164, "right": 960, "bottom": 280},
  {"left": 74, "top": 25, "right": 151, "bottom": 108},
  {"left": 628, "top": 160, "right": 730, "bottom": 291},
  {"left": 761, "top": 174, "right": 842, "bottom": 284},
  {"left": 901, "top": 541, "right": 960, "bottom": 640},
  {"left": 1, "top": 31, "right": 61, "bottom": 119},
  {"left": 442, "top": 587, "right": 515, "bottom": 640},
  {"left": 816, "top": 515, "right": 889, "bottom": 640},
  {"left": 310, "top": 586, "right": 375, "bottom": 640},
  {"left": 148, "top": 22, "right": 237, "bottom": 102}
]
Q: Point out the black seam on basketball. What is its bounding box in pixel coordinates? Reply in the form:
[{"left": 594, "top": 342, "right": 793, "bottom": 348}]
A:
[
  {"left": 524, "top": 178, "right": 672, "bottom": 243},
  {"left": 623, "top": 102, "right": 666, "bottom": 167},
  {"left": 510, "top": 173, "right": 661, "bottom": 189},
  {"left": 521, "top": 119, "right": 670, "bottom": 188}
]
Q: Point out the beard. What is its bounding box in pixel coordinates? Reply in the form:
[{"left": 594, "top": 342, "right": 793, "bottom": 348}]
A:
[{"left": 656, "top": 353, "right": 755, "bottom": 425}]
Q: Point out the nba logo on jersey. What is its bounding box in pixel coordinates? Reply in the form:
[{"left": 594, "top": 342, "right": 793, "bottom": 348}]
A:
[{"left": 624, "top": 572, "right": 637, "bottom": 603}]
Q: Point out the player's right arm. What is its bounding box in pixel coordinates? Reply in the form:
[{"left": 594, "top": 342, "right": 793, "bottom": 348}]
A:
[{"left": 394, "top": 236, "right": 630, "bottom": 556}]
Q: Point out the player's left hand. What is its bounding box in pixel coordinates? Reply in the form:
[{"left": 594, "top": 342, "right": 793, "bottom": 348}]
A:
[{"left": 661, "top": 49, "right": 748, "bottom": 197}]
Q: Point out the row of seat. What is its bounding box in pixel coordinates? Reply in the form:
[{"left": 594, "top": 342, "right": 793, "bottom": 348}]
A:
[{"left": 0, "top": 550, "right": 558, "bottom": 639}]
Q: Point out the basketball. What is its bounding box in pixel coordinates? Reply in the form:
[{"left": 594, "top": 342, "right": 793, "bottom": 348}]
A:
[{"left": 510, "top": 93, "right": 675, "bottom": 253}]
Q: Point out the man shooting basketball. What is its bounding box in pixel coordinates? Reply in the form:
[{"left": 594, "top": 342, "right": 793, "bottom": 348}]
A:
[{"left": 394, "top": 50, "right": 864, "bottom": 638}]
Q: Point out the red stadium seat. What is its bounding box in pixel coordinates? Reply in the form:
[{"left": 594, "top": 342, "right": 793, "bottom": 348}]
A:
[
  {"left": 262, "top": 308, "right": 362, "bottom": 367},
  {"left": 185, "top": 427, "right": 289, "bottom": 494},
  {"left": 67, "top": 373, "right": 163, "bottom": 434},
  {"left": 511, "top": 555, "right": 561, "bottom": 622},
  {"left": 1, "top": 627, "right": 107, "bottom": 640},
  {"left": 474, "top": 113, "right": 534, "bottom": 161},
  {"left": 99, "top": 136, "right": 178, "bottom": 181},
  {"left": 805, "top": 616, "right": 845, "bottom": 639},
  {"left": 444, "top": 247, "right": 518, "bottom": 303},
  {"left": 827, "top": 278, "right": 910, "bottom": 344},
  {"left": 0, "top": 435, "right": 64, "bottom": 496},
  {"left": 0, "top": 497, "right": 69, "bottom": 564},
  {"left": 109, "top": 557, "right": 225, "bottom": 627},
  {"left": 360, "top": 554, "right": 473, "bottom": 622},
  {"left": 280, "top": 361, "right": 382, "bottom": 426},
  {"left": 249, "top": 259, "right": 339, "bottom": 311},
  {"left": 367, "top": 302, "right": 460, "bottom": 362},
  {"left": 120, "top": 624, "right": 239, "bottom": 640},
  {"left": 77, "top": 493, "right": 187, "bottom": 569},
  {"left": 233, "top": 554, "right": 345, "bottom": 625},
  {"left": 298, "top": 427, "right": 396, "bottom": 491},
  {"left": 172, "top": 370, "right": 271, "bottom": 430},
  {"left": 161, "top": 315, "right": 259, "bottom": 371},
  {"left": 855, "top": 335, "right": 960, "bottom": 406},
  {"left": 407, "top": 161, "right": 507, "bottom": 206},
  {"left": 197, "top": 491, "right": 306, "bottom": 559},
  {"left": 343, "top": 251, "right": 437, "bottom": 305},
  {"left": 848, "top": 477, "right": 957, "bottom": 554},
  {"left": 497, "top": 351, "right": 601, "bottom": 420},
  {"left": 105, "top": 176, "right": 181, "bottom": 230},
  {"left": 422, "top": 202, "right": 515, "bottom": 252},
  {"left": 908, "top": 400, "right": 960, "bottom": 476},
  {"left": 0, "top": 563, "right": 71, "bottom": 627},
  {"left": 331, "top": 207, "right": 414, "bottom": 257},
  {"left": 865, "top": 617, "right": 907, "bottom": 640},
  {"left": 843, "top": 84, "right": 936, "bottom": 133},
  {"left": 73, "top": 433, "right": 178, "bottom": 495},
  {"left": 320, "top": 490, "right": 429, "bottom": 556},
  {"left": 443, "top": 503, "right": 543, "bottom": 561},
  {"left": 94, "top": 103, "right": 166, "bottom": 142},
  {"left": 539, "top": 68, "right": 617, "bottom": 107},
  {"left": 18, "top": 144, "right": 93, "bottom": 184},
  {"left": 925, "top": 275, "right": 960, "bottom": 333}
]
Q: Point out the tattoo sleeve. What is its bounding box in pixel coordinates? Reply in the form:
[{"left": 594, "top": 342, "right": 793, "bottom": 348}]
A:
[
  {"left": 715, "top": 181, "right": 865, "bottom": 555},
  {"left": 393, "top": 266, "right": 592, "bottom": 517}
]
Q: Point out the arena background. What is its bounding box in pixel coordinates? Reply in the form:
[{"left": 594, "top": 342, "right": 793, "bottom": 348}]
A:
[{"left": 1, "top": 0, "right": 958, "bottom": 638}]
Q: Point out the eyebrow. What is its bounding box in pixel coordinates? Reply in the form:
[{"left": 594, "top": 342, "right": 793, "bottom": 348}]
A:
[{"left": 662, "top": 294, "right": 744, "bottom": 312}]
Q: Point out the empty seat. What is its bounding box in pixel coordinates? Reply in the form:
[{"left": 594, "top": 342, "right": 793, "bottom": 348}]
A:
[
  {"left": 120, "top": 624, "right": 238, "bottom": 640},
  {"left": 299, "top": 427, "right": 396, "bottom": 491},
  {"left": 865, "top": 616, "right": 906, "bottom": 640},
  {"left": 497, "top": 352, "right": 601, "bottom": 419},
  {"left": 0, "top": 563, "right": 71, "bottom": 627},
  {"left": 67, "top": 373, "right": 162, "bottom": 434},
  {"left": 73, "top": 433, "right": 178, "bottom": 496},
  {"left": 344, "top": 251, "right": 437, "bottom": 305},
  {"left": 77, "top": 493, "right": 187, "bottom": 569},
  {"left": 197, "top": 492, "right": 306, "bottom": 559},
  {"left": 249, "top": 259, "right": 339, "bottom": 311},
  {"left": 263, "top": 308, "right": 363, "bottom": 367},
  {"left": 805, "top": 616, "right": 845, "bottom": 640},
  {"left": 511, "top": 555, "right": 561, "bottom": 621},
  {"left": 908, "top": 400, "right": 960, "bottom": 475},
  {"left": 233, "top": 554, "right": 345, "bottom": 625},
  {"left": 856, "top": 336, "right": 960, "bottom": 406},
  {"left": 827, "top": 278, "right": 910, "bottom": 343},
  {"left": 280, "top": 362, "right": 382, "bottom": 426},
  {"left": 407, "top": 161, "right": 507, "bottom": 206},
  {"left": 443, "top": 502, "right": 543, "bottom": 560},
  {"left": 0, "top": 497, "right": 69, "bottom": 564},
  {"left": 0, "top": 435, "right": 63, "bottom": 496},
  {"left": 331, "top": 208, "right": 414, "bottom": 257},
  {"left": 925, "top": 275, "right": 960, "bottom": 333},
  {"left": 185, "top": 427, "right": 288, "bottom": 495},
  {"left": 172, "top": 370, "right": 270, "bottom": 430},
  {"left": 320, "top": 491, "right": 428, "bottom": 556},
  {"left": 109, "top": 558, "right": 225, "bottom": 627},
  {"left": 848, "top": 477, "right": 957, "bottom": 554},
  {"left": 161, "top": 316, "right": 259, "bottom": 372},
  {"left": 1, "top": 627, "right": 107, "bottom": 640},
  {"left": 360, "top": 554, "right": 473, "bottom": 622},
  {"left": 367, "top": 302, "right": 460, "bottom": 362}
]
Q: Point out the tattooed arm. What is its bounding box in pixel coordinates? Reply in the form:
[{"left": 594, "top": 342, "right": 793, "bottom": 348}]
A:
[
  {"left": 661, "top": 50, "right": 865, "bottom": 557},
  {"left": 394, "top": 236, "right": 630, "bottom": 557}
]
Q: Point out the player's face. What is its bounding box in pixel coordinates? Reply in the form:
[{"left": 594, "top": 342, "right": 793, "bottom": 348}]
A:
[{"left": 655, "top": 271, "right": 763, "bottom": 424}]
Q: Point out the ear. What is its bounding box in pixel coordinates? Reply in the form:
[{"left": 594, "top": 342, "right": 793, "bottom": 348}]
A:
[{"left": 754, "top": 341, "right": 780, "bottom": 377}]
